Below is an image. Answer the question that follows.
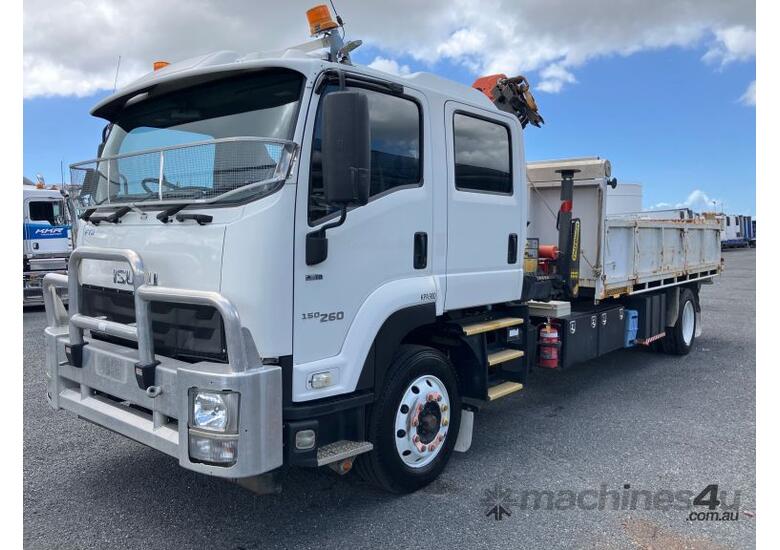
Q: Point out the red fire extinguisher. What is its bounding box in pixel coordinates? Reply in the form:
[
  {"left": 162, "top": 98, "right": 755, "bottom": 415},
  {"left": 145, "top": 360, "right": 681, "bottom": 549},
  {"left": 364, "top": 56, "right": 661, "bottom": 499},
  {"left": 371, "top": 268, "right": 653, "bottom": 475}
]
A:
[{"left": 538, "top": 323, "right": 560, "bottom": 369}]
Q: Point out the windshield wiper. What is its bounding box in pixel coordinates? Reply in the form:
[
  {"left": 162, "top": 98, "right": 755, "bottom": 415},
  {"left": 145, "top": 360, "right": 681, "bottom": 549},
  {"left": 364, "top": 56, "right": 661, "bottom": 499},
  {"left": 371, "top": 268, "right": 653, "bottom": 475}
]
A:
[
  {"left": 89, "top": 206, "right": 132, "bottom": 225},
  {"left": 80, "top": 208, "right": 97, "bottom": 221},
  {"left": 156, "top": 203, "right": 189, "bottom": 223},
  {"left": 175, "top": 213, "right": 213, "bottom": 225}
]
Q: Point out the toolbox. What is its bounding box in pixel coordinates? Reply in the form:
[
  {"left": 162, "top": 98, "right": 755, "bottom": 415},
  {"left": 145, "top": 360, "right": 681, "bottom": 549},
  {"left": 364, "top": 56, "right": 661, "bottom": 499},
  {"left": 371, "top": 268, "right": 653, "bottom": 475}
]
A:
[
  {"left": 547, "top": 304, "right": 626, "bottom": 369},
  {"left": 557, "top": 309, "right": 599, "bottom": 368},
  {"left": 596, "top": 305, "right": 626, "bottom": 356}
]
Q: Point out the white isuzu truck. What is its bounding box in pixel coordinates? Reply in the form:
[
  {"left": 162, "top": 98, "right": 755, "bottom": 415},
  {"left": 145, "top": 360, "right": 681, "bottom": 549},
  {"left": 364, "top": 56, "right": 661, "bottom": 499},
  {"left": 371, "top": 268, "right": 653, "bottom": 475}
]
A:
[{"left": 42, "top": 6, "right": 722, "bottom": 494}]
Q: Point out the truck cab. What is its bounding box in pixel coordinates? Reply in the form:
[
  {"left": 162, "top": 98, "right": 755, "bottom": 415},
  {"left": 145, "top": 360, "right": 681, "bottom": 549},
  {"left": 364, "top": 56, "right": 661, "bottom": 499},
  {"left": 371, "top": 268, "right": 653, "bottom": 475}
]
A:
[
  {"left": 43, "top": 45, "right": 530, "bottom": 490},
  {"left": 23, "top": 183, "right": 71, "bottom": 304}
]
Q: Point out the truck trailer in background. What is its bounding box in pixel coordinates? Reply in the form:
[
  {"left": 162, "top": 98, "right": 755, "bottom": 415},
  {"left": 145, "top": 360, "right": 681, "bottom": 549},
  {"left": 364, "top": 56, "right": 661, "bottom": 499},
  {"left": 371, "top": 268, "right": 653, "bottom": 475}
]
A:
[
  {"left": 741, "top": 215, "right": 755, "bottom": 247},
  {"left": 719, "top": 214, "right": 754, "bottom": 248}
]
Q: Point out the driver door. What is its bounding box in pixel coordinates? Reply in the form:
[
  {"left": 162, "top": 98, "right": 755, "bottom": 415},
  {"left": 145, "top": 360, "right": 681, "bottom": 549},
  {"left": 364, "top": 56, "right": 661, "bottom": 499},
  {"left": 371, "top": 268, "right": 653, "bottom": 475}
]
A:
[{"left": 291, "top": 81, "right": 434, "bottom": 398}]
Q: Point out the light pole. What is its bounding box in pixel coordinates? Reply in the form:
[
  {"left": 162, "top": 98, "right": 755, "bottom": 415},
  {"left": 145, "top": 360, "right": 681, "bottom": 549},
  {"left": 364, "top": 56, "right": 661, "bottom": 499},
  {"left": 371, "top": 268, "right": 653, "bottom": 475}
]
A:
[{"left": 711, "top": 200, "right": 722, "bottom": 214}]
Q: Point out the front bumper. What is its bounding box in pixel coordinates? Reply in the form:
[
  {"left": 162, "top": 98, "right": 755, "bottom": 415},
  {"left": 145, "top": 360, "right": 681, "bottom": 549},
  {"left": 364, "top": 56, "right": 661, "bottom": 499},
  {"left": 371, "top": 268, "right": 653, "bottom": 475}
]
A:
[
  {"left": 42, "top": 247, "right": 283, "bottom": 479},
  {"left": 25, "top": 269, "right": 68, "bottom": 305}
]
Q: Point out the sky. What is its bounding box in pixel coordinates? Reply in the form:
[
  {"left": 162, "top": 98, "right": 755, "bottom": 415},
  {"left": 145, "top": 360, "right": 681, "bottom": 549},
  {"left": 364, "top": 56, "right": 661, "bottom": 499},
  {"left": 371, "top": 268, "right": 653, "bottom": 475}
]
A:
[{"left": 23, "top": 0, "right": 756, "bottom": 215}]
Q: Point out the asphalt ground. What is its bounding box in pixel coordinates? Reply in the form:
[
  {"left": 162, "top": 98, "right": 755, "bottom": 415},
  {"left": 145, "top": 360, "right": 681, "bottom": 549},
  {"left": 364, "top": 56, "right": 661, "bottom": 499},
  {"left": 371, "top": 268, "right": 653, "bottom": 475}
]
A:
[{"left": 23, "top": 247, "right": 756, "bottom": 549}]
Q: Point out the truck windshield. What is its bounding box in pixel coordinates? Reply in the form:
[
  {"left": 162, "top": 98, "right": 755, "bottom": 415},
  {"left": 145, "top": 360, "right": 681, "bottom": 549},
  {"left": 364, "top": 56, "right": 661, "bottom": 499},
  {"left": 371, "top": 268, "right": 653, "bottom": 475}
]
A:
[{"left": 90, "top": 68, "right": 303, "bottom": 205}]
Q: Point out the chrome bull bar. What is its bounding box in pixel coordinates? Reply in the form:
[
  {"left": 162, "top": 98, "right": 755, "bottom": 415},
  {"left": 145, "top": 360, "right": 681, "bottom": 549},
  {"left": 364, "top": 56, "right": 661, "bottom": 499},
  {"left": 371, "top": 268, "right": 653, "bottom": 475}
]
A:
[
  {"left": 42, "top": 272, "right": 69, "bottom": 327},
  {"left": 48, "top": 246, "right": 252, "bottom": 375},
  {"left": 43, "top": 246, "right": 283, "bottom": 479}
]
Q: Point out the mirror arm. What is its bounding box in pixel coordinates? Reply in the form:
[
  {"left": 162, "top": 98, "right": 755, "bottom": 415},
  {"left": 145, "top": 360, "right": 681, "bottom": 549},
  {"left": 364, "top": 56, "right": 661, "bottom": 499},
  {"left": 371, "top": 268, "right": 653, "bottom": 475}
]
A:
[
  {"left": 97, "top": 123, "right": 113, "bottom": 157},
  {"left": 305, "top": 206, "right": 348, "bottom": 266},
  {"left": 336, "top": 68, "right": 346, "bottom": 90},
  {"left": 319, "top": 205, "right": 348, "bottom": 233}
]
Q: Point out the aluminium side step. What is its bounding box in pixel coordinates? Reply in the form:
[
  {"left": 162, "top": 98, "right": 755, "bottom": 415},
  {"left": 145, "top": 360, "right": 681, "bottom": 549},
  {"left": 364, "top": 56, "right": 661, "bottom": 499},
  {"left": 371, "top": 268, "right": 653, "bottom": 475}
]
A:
[
  {"left": 458, "top": 317, "right": 524, "bottom": 336},
  {"left": 487, "top": 381, "right": 524, "bottom": 401},
  {"left": 487, "top": 348, "right": 525, "bottom": 366},
  {"left": 316, "top": 440, "right": 373, "bottom": 467}
]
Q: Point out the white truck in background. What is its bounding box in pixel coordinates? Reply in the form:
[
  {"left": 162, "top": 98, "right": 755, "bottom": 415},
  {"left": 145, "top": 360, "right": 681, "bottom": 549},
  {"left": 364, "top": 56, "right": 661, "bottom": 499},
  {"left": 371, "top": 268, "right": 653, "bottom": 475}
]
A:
[
  {"left": 719, "top": 213, "right": 755, "bottom": 248},
  {"left": 23, "top": 178, "right": 72, "bottom": 305},
  {"left": 42, "top": 5, "right": 722, "bottom": 494}
]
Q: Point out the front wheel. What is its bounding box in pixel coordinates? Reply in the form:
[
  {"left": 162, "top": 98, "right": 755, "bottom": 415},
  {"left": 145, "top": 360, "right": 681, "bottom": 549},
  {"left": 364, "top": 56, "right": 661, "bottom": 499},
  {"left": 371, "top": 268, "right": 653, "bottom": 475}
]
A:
[
  {"left": 660, "top": 287, "right": 697, "bottom": 355},
  {"left": 355, "top": 345, "right": 461, "bottom": 493}
]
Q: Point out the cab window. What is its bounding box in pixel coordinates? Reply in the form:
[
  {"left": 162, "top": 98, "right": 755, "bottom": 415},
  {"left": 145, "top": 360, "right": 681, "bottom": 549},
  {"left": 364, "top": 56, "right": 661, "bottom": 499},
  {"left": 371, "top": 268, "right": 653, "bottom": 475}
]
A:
[
  {"left": 28, "top": 201, "right": 66, "bottom": 225},
  {"left": 309, "top": 86, "right": 422, "bottom": 223},
  {"left": 453, "top": 113, "right": 512, "bottom": 194}
]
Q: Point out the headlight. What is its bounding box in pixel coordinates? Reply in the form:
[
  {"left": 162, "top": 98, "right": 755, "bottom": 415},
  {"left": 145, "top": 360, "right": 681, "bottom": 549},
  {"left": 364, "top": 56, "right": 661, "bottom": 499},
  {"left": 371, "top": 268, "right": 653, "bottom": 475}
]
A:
[{"left": 189, "top": 389, "right": 239, "bottom": 433}]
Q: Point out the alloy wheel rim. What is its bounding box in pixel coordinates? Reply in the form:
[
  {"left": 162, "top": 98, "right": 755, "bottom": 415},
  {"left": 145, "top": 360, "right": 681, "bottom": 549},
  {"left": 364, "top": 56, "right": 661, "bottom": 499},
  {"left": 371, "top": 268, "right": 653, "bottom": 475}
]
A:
[{"left": 394, "top": 374, "right": 450, "bottom": 468}]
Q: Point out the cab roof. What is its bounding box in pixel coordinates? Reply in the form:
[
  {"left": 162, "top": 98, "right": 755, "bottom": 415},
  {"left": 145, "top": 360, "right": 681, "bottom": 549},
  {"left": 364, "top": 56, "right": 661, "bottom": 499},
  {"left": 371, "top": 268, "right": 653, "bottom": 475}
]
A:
[
  {"left": 91, "top": 48, "right": 495, "bottom": 120},
  {"left": 23, "top": 185, "right": 64, "bottom": 200}
]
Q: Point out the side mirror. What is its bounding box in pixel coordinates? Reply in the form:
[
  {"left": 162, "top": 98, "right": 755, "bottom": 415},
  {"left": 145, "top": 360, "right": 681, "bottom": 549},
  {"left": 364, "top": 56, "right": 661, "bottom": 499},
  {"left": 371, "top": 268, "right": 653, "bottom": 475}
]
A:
[
  {"left": 307, "top": 90, "right": 371, "bottom": 265},
  {"left": 321, "top": 90, "right": 371, "bottom": 205}
]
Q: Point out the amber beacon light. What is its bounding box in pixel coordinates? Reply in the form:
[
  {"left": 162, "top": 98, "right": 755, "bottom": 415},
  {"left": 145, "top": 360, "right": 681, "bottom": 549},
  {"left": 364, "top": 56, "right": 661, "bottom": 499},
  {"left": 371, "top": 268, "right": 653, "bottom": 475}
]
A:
[
  {"left": 153, "top": 60, "right": 170, "bottom": 71},
  {"left": 306, "top": 4, "right": 339, "bottom": 36}
]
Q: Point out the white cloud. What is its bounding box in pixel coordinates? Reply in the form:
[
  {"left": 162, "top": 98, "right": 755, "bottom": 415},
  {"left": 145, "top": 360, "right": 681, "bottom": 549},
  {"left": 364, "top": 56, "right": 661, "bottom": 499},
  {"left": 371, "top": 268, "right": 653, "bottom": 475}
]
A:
[
  {"left": 23, "top": 0, "right": 756, "bottom": 99},
  {"left": 367, "top": 57, "right": 411, "bottom": 76},
  {"left": 739, "top": 80, "right": 756, "bottom": 106},
  {"left": 652, "top": 190, "right": 724, "bottom": 212},
  {"left": 702, "top": 25, "right": 756, "bottom": 67},
  {"left": 536, "top": 64, "right": 577, "bottom": 94}
]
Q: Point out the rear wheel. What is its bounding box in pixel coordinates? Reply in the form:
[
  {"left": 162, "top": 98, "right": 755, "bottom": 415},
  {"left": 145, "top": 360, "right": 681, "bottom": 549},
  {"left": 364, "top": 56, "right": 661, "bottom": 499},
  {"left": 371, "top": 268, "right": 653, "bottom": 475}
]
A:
[
  {"left": 355, "top": 345, "right": 461, "bottom": 493},
  {"left": 660, "top": 287, "right": 697, "bottom": 355}
]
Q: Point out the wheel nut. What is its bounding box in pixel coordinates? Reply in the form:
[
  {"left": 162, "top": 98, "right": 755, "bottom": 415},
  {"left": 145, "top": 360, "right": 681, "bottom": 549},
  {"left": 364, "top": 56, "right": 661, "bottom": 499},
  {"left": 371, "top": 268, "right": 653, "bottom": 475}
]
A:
[
  {"left": 411, "top": 418, "right": 419, "bottom": 427},
  {"left": 441, "top": 404, "right": 448, "bottom": 412},
  {"left": 428, "top": 444, "right": 436, "bottom": 452},
  {"left": 427, "top": 393, "right": 434, "bottom": 402},
  {"left": 442, "top": 418, "right": 449, "bottom": 426},
  {"left": 416, "top": 442, "right": 426, "bottom": 452},
  {"left": 413, "top": 435, "right": 420, "bottom": 443},
  {"left": 436, "top": 394, "right": 442, "bottom": 402},
  {"left": 437, "top": 434, "right": 444, "bottom": 442}
]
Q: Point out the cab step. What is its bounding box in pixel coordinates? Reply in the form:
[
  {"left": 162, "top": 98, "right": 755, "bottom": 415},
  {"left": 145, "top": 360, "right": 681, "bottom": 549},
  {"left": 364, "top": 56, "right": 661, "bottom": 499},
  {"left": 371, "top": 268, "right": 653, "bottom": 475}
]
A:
[
  {"left": 487, "top": 348, "right": 525, "bottom": 366},
  {"left": 316, "top": 440, "right": 373, "bottom": 467},
  {"left": 459, "top": 316, "right": 524, "bottom": 336},
  {"left": 487, "top": 381, "right": 524, "bottom": 401}
]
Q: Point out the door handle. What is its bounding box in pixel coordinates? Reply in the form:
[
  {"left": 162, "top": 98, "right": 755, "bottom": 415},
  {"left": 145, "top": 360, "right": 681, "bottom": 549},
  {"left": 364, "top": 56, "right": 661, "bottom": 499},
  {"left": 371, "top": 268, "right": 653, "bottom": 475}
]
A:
[
  {"left": 414, "top": 232, "right": 428, "bottom": 269},
  {"left": 508, "top": 233, "right": 518, "bottom": 264}
]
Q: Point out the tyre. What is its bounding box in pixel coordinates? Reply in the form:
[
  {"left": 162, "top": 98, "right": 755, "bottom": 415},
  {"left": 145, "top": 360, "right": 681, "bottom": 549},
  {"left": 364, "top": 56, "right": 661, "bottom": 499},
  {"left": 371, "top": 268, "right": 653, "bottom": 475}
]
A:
[
  {"left": 355, "top": 345, "right": 461, "bottom": 493},
  {"left": 660, "top": 287, "right": 697, "bottom": 355}
]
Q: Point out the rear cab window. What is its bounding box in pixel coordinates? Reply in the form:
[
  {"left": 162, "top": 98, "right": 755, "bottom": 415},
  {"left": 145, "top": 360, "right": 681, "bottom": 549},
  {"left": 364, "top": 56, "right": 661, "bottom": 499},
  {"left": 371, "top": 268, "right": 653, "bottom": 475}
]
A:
[{"left": 453, "top": 112, "right": 512, "bottom": 194}]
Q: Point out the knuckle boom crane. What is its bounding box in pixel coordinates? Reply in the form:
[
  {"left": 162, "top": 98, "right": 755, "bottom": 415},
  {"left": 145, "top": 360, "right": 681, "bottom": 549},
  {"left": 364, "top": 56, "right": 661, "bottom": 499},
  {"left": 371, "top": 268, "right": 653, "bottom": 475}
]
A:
[{"left": 472, "top": 73, "right": 545, "bottom": 129}]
